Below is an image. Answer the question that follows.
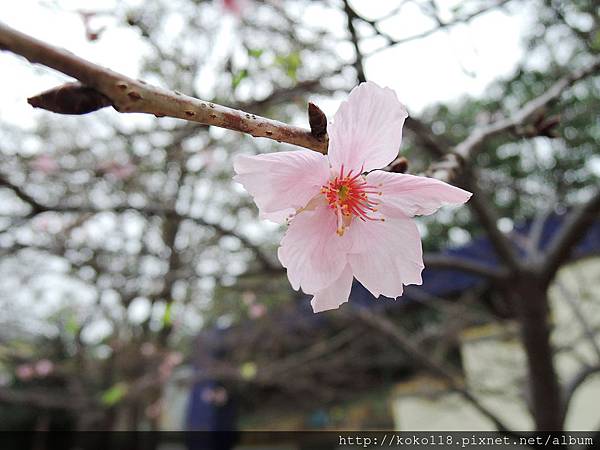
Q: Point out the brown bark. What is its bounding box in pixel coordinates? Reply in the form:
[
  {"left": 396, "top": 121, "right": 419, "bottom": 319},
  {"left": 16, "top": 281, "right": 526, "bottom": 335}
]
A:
[{"left": 511, "top": 272, "right": 563, "bottom": 431}]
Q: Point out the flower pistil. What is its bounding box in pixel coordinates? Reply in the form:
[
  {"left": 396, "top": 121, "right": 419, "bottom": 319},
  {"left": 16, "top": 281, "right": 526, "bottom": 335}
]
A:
[{"left": 321, "top": 165, "right": 383, "bottom": 236}]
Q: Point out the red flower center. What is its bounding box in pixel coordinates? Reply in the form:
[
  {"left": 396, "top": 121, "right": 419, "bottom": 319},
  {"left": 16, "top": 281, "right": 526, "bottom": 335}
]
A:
[{"left": 321, "top": 166, "right": 383, "bottom": 236}]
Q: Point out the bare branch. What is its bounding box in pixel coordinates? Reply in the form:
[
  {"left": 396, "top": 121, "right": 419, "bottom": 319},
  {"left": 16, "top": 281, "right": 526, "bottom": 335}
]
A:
[
  {"left": 342, "top": 0, "right": 367, "bottom": 83},
  {"left": 0, "top": 173, "right": 46, "bottom": 213},
  {"left": 459, "top": 58, "right": 600, "bottom": 159},
  {"left": 0, "top": 386, "right": 89, "bottom": 411},
  {"left": 424, "top": 253, "right": 509, "bottom": 281},
  {"left": 352, "top": 307, "right": 517, "bottom": 434},
  {"left": 555, "top": 281, "right": 600, "bottom": 361},
  {"left": 364, "top": 0, "right": 513, "bottom": 57},
  {"left": 432, "top": 57, "right": 600, "bottom": 183},
  {"left": 462, "top": 178, "right": 522, "bottom": 272},
  {"left": 563, "top": 365, "right": 600, "bottom": 420},
  {"left": 541, "top": 190, "right": 600, "bottom": 284},
  {"left": 4, "top": 203, "right": 279, "bottom": 273},
  {"left": 405, "top": 116, "right": 449, "bottom": 159},
  {"left": 0, "top": 21, "right": 328, "bottom": 153}
]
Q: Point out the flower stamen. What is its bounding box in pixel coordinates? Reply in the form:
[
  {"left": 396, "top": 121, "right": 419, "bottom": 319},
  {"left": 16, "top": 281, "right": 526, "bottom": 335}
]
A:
[{"left": 322, "top": 167, "right": 383, "bottom": 236}]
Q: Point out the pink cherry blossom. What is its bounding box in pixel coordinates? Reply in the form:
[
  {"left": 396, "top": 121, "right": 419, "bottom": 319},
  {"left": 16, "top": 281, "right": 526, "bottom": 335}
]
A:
[
  {"left": 100, "top": 160, "right": 136, "bottom": 180},
  {"left": 30, "top": 154, "right": 59, "bottom": 174},
  {"left": 233, "top": 82, "right": 472, "bottom": 313},
  {"left": 34, "top": 359, "right": 54, "bottom": 377},
  {"left": 16, "top": 364, "right": 35, "bottom": 381},
  {"left": 249, "top": 302, "right": 266, "bottom": 319},
  {"left": 222, "top": 0, "right": 247, "bottom": 16}
]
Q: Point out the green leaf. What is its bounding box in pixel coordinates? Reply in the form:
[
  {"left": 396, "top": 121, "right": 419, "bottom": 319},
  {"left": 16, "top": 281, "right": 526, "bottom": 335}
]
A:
[
  {"left": 101, "top": 382, "right": 128, "bottom": 406},
  {"left": 592, "top": 30, "right": 600, "bottom": 51},
  {"left": 240, "top": 361, "right": 257, "bottom": 380},
  {"left": 247, "top": 48, "right": 263, "bottom": 59},
  {"left": 275, "top": 51, "right": 302, "bottom": 81},
  {"left": 231, "top": 69, "right": 249, "bottom": 89},
  {"left": 162, "top": 302, "right": 173, "bottom": 328},
  {"left": 65, "top": 315, "right": 80, "bottom": 335}
]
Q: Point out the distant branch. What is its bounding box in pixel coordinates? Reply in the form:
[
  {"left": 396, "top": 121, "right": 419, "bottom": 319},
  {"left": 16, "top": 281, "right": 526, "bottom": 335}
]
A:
[
  {"left": 0, "top": 173, "right": 46, "bottom": 213},
  {"left": 541, "top": 190, "right": 600, "bottom": 284},
  {"left": 364, "top": 0, "right": 513, "bottom": 57},
  {"left": 4, "top": 203, "right": 279, "bottom": 273},
  {"left": 429, "top": 57, "right": 600, "bottom": 183},
  {"left": 462, "top": 178, "right": 522, "bottom": 272},
  {"left": 563, "top": 365, "right": 600, "bottom": 420},
  {"left": 342, "top": 0, "right": 367, "bottom": 83},
  {"left": 424, "top": 253, "right": 508, "bottom": 281},
  {"left": 353, "top": 308, "right": 517, "bottom": 434},
  {"left": 456, "top": 59, "right": 600, "bottom": 160},
  {"left": 0, "top": 386, "right": 89, "bottom": 411}
]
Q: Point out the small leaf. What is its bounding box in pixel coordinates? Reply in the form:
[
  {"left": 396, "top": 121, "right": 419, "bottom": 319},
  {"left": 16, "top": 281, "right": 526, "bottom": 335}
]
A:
[
  {"left": 592, "top": 30, "right": 600, "bottom": 51},
  {"left": 101, "top": 382, "right": 128, "bottom": 406},
  {"left": 162, "top": 302, "right": 173, "bottom": 328},
  {"left": 240, "top": 362, "right": 257, "bottom": 380},
  {"left": 275, "top": 52, "right": 302, "bottom": 81},
  {"left": 65, "top": 315, "right": 80, "bottom": 335},
  {"left": 247, "top": 48, "right": 263, "bottom": 59},
  {"left": 231, "top": 69, "right": 249, "bottom": 89}
]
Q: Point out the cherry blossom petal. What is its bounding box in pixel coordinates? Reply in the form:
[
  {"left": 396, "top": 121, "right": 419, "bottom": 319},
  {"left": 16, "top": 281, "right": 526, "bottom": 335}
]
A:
[
  {"left": 310, "top": 264, "right": 354, "bottom": 313},
  {"left": 347, "top": 217, "right": 423, "bottom": 298},
  {"left": 328, "top": 81, "right": 408, "bottom": 173},
  {"left": 278, "top": 205, "right": 353, "bottom": 293},
  {"left": 259, "top": 208, "right": 295, "bottom": 223},
  {"left": 367, "top": 171, "right": 472, "bottom": 218},
  {"left": 222, "top": 0, "right": 247, "bottom": 16},
  {"left": 233, "top": 150, "right": 330, "bottom": 223}
]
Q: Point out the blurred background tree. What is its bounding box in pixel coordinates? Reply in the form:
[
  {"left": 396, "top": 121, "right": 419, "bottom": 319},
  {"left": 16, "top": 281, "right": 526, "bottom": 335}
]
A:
[{"left": 0, "top": 0, "right": 599, "bottom": 439}]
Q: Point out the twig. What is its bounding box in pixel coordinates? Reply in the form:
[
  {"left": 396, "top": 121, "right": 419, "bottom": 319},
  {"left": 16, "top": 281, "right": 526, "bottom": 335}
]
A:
[
  {"left": 0, "top": 173, "right": 46, "bottom": 213},
  {"left": 364, "top": 0, "right": 513, "bottom": 57},
  {"left": 562, "top": 365, "right": 600, "bottom": 421},
  {"left": 342, "top": 0, "right": 367, "bottom": 83},
  {"left": 554, "top": 281, "right": 600, "bottom": 361}
]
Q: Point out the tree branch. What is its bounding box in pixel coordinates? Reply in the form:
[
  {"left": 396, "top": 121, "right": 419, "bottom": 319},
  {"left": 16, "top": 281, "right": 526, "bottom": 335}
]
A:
[
  {"left": 364, "top": 0, "right": 513, "bottom": 57},
  {"left": 462, "top": 177, "right": 522, "bottom": 272},
  {"left": 352, "top": 307, "right": 517, "bottom": 434},
  {"left": 430, "top": 57, "right": 600, "bottom": 183},
  {"left": 554, "top": 280, "right": 600, "bottom": 361},
  {"left": 0, "top": 386, "right": 89, "bottom": 410},
  {"left": 0, "top": 173, "right": 46, "bottom": 213},
  {"left": 342, "top": 0, "right": 367, "bottom": 83},
  {"left": 0, "top": 21, "right": 328, "bottom": 153},
  {"left": 5, "top": 203, "right": 279, "bottom": 273},
  {"left": 541, "top": 190, "right": 600, "bottom": 284},
  {"left": 562, "top": 365, "right": 600, "bottom": 421},
  {"left": 424, "top": 253, "right": 509, "bottom": 281}
]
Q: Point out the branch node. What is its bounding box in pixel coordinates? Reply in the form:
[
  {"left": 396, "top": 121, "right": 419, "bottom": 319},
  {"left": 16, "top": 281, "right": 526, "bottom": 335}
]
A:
[{"left": 127, "top": 91, "right": 142, "bottom": 101}]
